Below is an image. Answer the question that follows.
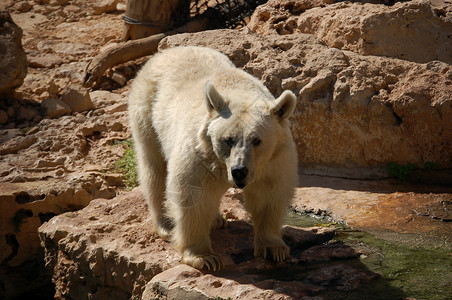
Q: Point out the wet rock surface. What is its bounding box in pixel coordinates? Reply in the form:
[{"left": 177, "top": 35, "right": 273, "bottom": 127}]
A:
[{"left": 293, "top": 175, "right": 452, "bottom": 247}]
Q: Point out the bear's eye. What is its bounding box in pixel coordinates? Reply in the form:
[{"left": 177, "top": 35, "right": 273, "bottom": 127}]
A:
[
  {"left": 224, "top": 137, "right": 235, "bottom": 147},
  {"left": 252, "top": 137, "right": 261, "bottom": 146}
]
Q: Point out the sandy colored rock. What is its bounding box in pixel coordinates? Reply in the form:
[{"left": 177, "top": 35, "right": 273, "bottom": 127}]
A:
[
  {"left": 49, "top": 0, "right": 68, "bottom": 6},
  {"left": 0, "top": 10, "right": 27, "bottom": 95},
  {"left": 249, "top": 0, "right": 452, "bottom": 64},
  {"left": 28, "top": 53, "right": 63, "bottom": 68},
  {"left": 0, "top": 135, "right": 36, "bottom": 155},
  {"left": 38, "top": 188, "right": 382, "bottom": 300},
  {"left": 41, "top": 97, "right": 71, "bottom": 118},
  {"left": 92, "top": 0, "right": 119, "bottom": 15},
  {"left": 60, "top": 85, "right": 94, "bottom": 113},
  {"left": 0, "top": 94, "right": 129, "bottom": 271},
  {"left": 14, "top": 1, "right": 32, "bottom": 13},
  {"left": 90, "top": 90, "right": 125, "bottom": 108},
  {"left": 38, "top": 189, "right": 180, "bottom": 299},
  {"left": 36, "top": 40, "right": 92, "bottom": 56},
  {"left": 160, "top": 29, "right": 452, "bottom": 178},
  {"left": 111, "top": 71, "right": 127, "bottom": 86}
]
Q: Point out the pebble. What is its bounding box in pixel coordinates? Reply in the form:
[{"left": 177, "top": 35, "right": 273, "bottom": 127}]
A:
[
  {"left": 64, "top": 5, "right": 81, "bottom": 13},
  {"left": 50, "top": 0, "right": 68, "bottom": 6},
  {"left": 0, "top": 110, "right": 8, "bottom": 124},
  {"left": 26, "top": 126, "right": 39, "bottom": 135},
  {"left": 111, "top": 72, "right": 127, "bottom": 86},
  {"left": 7, "top": 107, "right": 15, "bottom": 117},
  {"left": 61, "top": 86, "right": 94, "bottom": 113},
  {"left": 14, "top": 1, "right": 32, "bottom": 13},
  {"left": 55, "top": 168, "right": 65, "bottom": 176},
  {"left": 18, "top": 106, "right": 39, "bottom": 121},
  {"left": 41, "top": 97, "right": 72, "bottom": 118},
  {"left": 92, "top": 0, "right": 119, "bottom": 15},
  {"left": 28, "top": 54, "right": 64, "bottom": 68}
]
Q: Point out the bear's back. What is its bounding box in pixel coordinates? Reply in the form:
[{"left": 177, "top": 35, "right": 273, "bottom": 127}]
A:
[{"left": 149, "top": 46, "right": 235, "bottom": 89}]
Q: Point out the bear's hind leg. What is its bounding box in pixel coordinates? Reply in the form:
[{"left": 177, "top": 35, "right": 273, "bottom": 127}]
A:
[{"left": 134, "top": 128, "right": 172, "bottom": 240}]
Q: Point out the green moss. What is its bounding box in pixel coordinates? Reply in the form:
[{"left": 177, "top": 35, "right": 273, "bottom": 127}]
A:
[
  {"left": 387, "top": 162, "right": 418, "bottom": 183},
  {"left": 285, "top": 210, "right": 452, "bottom": 300},
  {"left": 114, "top": 139, "right": 138, "bottom": 190},
  {"left": 334, "top": 230, "right": 452, "bottom": 300}
]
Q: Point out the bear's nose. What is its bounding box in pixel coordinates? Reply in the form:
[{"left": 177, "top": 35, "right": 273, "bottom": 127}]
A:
[{"left": 231, "top": 166, "right": 248, "bottom": 182}]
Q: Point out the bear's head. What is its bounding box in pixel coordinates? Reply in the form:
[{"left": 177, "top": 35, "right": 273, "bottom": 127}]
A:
[{"left": 202, "top": 80, "right": 296, "bottom": 189}]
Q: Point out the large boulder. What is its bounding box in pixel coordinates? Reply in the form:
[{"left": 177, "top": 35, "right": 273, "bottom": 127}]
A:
[
  {"left": 249, "top": 0, "right": 452, "bottom": 64},
  {"left": 0, "top": 10, "right": 27, "bottom": 96},
  {"left": 38, "top": 189, "right": 382, "bottom": 300},
  {"left": 159, "top": 28, "right": 452, "bottom": 179}
]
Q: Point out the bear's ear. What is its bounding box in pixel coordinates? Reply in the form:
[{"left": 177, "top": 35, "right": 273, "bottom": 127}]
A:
[
  {"left": 270, "top": 90, "right": 297, "bottom": 121},
  {"left": 203, "top": 80, "right": 228, "bottom": 115}
]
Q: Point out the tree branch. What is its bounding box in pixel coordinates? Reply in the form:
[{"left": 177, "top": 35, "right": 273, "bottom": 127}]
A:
[{"left": 83, "top": 18, "right": 208, "bottom": 88}]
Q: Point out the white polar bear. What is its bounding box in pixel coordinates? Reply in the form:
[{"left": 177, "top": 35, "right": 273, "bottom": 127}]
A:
[{"left": 128, "top": 46, "right": 298, "bottom": 270}]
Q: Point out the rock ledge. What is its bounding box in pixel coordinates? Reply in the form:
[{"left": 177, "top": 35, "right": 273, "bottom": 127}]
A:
[{"left": 39, "top": 189, "right": 379, "bottom": 299}]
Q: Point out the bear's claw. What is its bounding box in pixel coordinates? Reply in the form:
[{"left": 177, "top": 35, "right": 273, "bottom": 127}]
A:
[
  {"left": 254, "top": 244, "right": 290, "bottom": 262},
  {"left": 182, "top": 253, "right": 225, "bottom": 271}
]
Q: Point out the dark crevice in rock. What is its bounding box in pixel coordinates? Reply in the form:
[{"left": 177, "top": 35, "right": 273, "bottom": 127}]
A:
[
  {"left": 38, "top": 212, "right": 58, "bottom": 224},
  {"left": 14, "top": 192, "right": 45, "bottom": 204},
  {"left": 2, "top": 234, "right": 19, "bottom": 265}
]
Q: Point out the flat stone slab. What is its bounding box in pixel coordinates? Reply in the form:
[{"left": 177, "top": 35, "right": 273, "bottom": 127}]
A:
[{"left": 38, "top": 189, "right": 381, "bottom": 299}]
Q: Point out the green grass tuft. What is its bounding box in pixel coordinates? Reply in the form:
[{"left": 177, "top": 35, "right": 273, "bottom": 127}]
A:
[
  {"left": 387, "top": 162, "right": 416, "bottom": 183},
  {"left": 114, "top": 139, "right": 138, "bottom": 190}
]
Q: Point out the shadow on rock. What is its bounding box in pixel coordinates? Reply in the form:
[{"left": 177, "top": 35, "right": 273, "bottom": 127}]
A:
[
  {"left": 38, "top": 189, "right": 407, "bottom": 300},
  {"left": 143, "top": 221, "right": 407, "bottom": 300}
]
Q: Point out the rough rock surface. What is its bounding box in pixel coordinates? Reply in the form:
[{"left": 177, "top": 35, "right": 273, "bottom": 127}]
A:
[
  {"left": 92, "top": 0, "right": 119, "bottom": 15},
  {"left": 159, "top": 28, "right": 452, "bottom": 178},
  {"left": 249, "top": 0, "right": 452, "bottom": 64},
  {"left": 0, "top": 1, "right": 137, "bottom": 299},
  {"left": 0, "top": 10, "right": 27, "bottom": 95},
  {"left": 41, "top": 97, "right": 72, "bottom": 118},
  {"left": 60, "top": 85, "right": 94, "bottom": 113},
  {"left": 1, "top": 0, "right": 452, "bottom": 298},
  {"left": 0, "top": 92, "right": 129, "bottom": 266},
  {"left": 38, "top": 189, "right": 383, "bottom": 300}
]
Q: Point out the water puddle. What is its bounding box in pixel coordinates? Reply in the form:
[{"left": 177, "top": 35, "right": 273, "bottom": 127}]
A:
[{"left": 285, "top": 210, "right": 452, "bottom": 300}]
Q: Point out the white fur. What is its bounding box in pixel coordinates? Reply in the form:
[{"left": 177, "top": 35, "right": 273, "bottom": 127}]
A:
[{"left": 128, "top": 46, "right": 298, "bottom": 270}]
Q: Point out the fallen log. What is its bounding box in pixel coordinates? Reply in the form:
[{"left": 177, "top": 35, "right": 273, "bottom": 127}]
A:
[{"left": 83, "top": 18, "right": 207, "bottom": 88}]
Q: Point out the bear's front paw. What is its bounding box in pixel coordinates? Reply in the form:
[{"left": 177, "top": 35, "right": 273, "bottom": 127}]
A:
[
  {"left": 156, "top": 216, "right": 173, "bottom": 241},
  {"left": 254, "top": 237, "right": 290, "bottom": 262},
  {"left": 182, "top": 252, "right": 225, "bottom": 271}
]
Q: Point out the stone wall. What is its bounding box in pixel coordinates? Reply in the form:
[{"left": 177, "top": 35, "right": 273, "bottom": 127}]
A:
[{"left": 159, "top": 25, "right": 452, "bottom": 178}]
